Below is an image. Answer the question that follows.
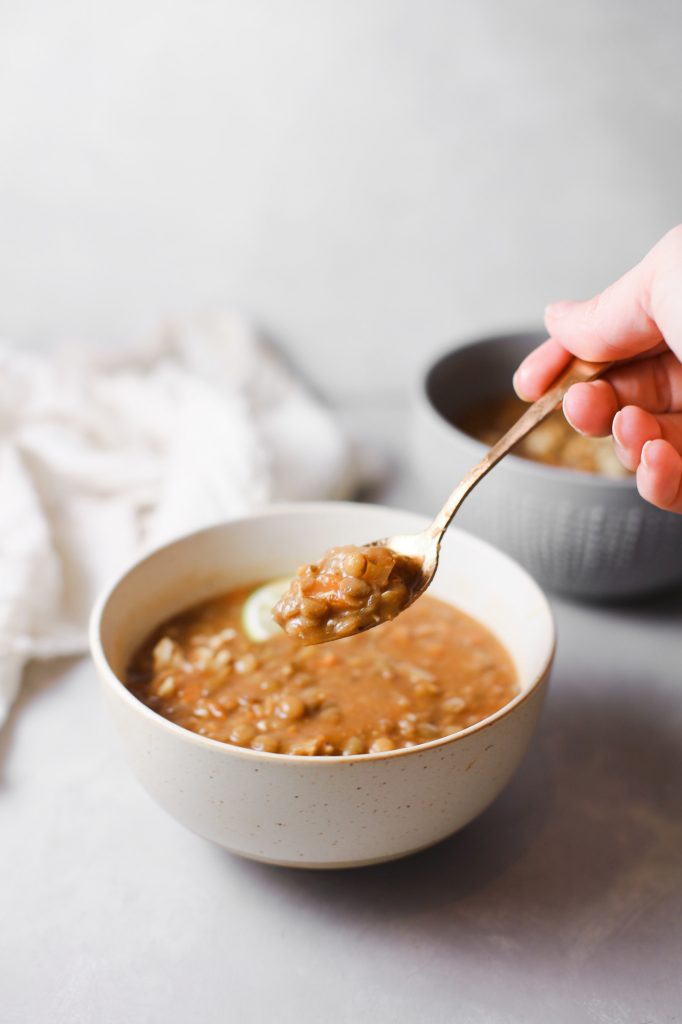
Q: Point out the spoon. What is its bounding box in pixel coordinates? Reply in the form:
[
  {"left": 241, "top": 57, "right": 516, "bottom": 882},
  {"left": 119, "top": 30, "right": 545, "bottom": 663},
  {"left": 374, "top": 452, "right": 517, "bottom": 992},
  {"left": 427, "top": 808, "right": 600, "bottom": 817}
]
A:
[
  {"left": 369, "top": 355, "right": 615, "bottom": 605},
  {"left": 273, "top": 356, "right": 614, "bottom": 644}
]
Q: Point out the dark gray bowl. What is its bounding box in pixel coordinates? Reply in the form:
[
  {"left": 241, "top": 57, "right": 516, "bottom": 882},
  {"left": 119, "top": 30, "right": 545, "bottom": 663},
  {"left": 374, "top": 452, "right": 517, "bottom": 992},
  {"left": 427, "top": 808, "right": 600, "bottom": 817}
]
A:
[{"left": 411, "top": 330, "right": 682, "bottom": 600}]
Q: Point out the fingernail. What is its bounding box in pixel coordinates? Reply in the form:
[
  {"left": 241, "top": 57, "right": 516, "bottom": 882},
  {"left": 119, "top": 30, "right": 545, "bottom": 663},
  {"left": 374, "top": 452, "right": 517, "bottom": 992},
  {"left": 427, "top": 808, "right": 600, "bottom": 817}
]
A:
[
  {"left": 561, "top": 394, "right": 584, "bottom": 434},
  {"left": 545, "top": 300, "right": 575, "bottom": 320},
  {"left": 512, "top": 369, "right": 529, "bottom": 400},
  {"left": 641, "top": 439, "right": 655, "bottom": 468},
  {"left": 612, "top": 409, "right": 625, "bottom": 447}
]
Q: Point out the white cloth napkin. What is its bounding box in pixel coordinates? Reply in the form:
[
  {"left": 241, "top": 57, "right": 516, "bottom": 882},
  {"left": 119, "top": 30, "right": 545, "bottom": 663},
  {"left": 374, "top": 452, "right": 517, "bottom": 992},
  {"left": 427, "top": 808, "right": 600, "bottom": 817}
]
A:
[{"left": 0, "top": 314, "right": 362, "bottom": 726}]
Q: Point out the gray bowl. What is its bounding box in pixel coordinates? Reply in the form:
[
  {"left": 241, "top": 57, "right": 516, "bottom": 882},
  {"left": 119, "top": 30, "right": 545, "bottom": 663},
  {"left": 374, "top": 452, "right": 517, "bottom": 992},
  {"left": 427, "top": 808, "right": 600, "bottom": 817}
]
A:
[{"left": 411, "top": 331, "right": 682, "bottom": 600}]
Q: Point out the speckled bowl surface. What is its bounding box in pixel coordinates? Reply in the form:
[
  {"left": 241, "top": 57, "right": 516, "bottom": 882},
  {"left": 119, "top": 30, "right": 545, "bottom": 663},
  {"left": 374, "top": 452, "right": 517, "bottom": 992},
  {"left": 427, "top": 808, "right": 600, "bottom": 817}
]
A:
[
  {"left": 90, "top": 503, "right": 554, "bottom": 869},
  {"left": 412, "top": 331, "right": 682, "bottom": 600}
]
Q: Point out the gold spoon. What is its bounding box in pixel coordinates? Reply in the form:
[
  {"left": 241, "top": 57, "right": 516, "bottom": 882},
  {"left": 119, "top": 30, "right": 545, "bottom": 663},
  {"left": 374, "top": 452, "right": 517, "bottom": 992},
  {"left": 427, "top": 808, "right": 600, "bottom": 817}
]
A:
[
  {"left": 369, "top": 355, "right": 614, "bottom": 603},
  {"left": 274, "top": 356, "right": 613, "bottom": 644}
]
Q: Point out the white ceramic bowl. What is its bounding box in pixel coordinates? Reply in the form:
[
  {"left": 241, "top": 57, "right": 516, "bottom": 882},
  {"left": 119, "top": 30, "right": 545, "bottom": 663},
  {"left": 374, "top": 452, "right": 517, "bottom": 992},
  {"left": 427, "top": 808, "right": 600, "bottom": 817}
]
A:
[
  {"left": 412, "top": 331, "right": 682, "bottom": 599},
  {"left": 90, "top": 502, "right": 555, "bottom": 869}
]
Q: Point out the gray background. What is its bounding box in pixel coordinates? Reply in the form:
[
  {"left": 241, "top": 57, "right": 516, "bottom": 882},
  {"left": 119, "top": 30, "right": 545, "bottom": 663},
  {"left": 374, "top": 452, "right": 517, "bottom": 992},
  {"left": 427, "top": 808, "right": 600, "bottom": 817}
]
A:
[
  {"left": 2, "top": 4, "right": 682, "bottom": 1021},
  {"left": 2, "top": 0, "right": 682, "bottom": 398}
]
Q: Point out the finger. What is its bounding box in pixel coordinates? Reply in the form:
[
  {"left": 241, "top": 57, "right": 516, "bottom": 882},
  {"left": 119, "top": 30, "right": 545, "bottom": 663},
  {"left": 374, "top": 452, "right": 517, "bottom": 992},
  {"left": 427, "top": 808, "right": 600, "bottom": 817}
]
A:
[
  {"left": 603, "top": 350, "right": 682, "bottom": 413},
  {"left": 544, "top": 225, "right": 682, "bottom": 363},
  {"left": 636, "top": 438, "right": 682, "bottom": 514},
  {"left": 612, "top": 406, "right": 662, "bottom": 470},
  {"left": 562, "top": 380, "right": 619, "bottom": 437},
  {"left": 513, "top": 338, "right": 573, "bottom": 401},
  {"left": 611, "top": 406, "right": 682, "bottom": 471},
  {"left": 561, "top": 349, "right": 682, "bottom": 437},
  {"left": 513, "top": 338, "right": 670, "bottom": 405}
]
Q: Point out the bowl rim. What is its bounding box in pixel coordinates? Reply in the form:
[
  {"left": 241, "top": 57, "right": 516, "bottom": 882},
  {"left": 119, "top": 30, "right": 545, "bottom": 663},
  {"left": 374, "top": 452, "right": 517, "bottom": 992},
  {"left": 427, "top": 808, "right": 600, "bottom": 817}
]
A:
[
  {"left": 416, "top": 330, "right": 638, "bottom": 491},
  {"left": 89, "top": 501, "right": 556, "bottom": 766}
]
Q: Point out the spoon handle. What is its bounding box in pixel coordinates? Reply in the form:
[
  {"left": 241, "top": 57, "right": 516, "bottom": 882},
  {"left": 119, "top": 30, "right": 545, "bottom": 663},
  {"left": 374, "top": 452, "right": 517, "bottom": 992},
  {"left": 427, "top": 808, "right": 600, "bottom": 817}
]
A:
[{"left": 429, "top": 356, "right": 615, "bottom": 539}]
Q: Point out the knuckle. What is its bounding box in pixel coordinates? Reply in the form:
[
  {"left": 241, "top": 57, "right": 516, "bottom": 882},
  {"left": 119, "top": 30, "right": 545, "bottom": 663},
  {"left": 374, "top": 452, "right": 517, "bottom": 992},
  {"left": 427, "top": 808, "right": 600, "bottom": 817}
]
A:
[{"left": 578, "top": 292, "right": 617, "bottom": 352}]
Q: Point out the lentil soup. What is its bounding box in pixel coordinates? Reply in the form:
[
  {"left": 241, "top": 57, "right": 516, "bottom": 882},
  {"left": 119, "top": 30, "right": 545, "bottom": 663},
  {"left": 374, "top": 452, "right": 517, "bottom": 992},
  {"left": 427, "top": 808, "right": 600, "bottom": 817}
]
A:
[
  {"left": 456, "top": 394, "right": 630, "bottom": 477},
  {"left": 273, "top": 544, "right": 423, "bottom": 644},
  {"left": 127, "top": 585, "right": 518, "bottom": 757}
]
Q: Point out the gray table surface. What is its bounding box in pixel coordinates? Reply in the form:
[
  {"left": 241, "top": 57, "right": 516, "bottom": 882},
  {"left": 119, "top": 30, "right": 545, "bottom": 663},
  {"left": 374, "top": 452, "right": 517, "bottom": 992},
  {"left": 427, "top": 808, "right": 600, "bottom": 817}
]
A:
[{"left": 2, "top": 405, "right": 681, "bottom": 1024}]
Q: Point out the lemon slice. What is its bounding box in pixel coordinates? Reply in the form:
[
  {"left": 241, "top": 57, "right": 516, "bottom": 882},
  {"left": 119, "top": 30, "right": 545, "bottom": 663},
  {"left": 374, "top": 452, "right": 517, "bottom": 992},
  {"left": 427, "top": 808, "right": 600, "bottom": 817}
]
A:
[{"left": 241, "top": 577, "right": 292, "bottom": 642}]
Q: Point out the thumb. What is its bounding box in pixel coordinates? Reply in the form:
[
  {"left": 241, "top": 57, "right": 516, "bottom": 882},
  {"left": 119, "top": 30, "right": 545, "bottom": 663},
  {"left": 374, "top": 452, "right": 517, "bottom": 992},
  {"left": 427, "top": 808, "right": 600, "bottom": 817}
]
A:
[{"left": 545, "top": 225, "right": 682, "bottom": 363}]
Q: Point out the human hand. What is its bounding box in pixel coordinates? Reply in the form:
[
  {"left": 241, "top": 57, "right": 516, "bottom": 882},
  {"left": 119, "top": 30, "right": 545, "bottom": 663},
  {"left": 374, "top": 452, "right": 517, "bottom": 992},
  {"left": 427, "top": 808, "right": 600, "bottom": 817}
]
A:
[{"left": 513, "top": 227, "right": 682, "bottom": 513}]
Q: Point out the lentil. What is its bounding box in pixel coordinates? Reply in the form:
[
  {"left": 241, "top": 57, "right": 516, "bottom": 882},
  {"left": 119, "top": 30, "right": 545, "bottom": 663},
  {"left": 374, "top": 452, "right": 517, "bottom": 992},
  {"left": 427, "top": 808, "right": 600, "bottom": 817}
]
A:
[
  {"left": 272, "top": 544, "right": 423, "bottom": 644},
  {"left": 126, "top": 583, "right": 518, "bottom": 757}
]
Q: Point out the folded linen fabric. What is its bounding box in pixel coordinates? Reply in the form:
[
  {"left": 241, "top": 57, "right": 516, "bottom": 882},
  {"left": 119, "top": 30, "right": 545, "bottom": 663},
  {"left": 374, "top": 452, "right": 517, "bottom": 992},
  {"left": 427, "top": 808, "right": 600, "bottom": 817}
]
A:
[{"left": 0, "top": 314, "right": 361, "bottom": 726}]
